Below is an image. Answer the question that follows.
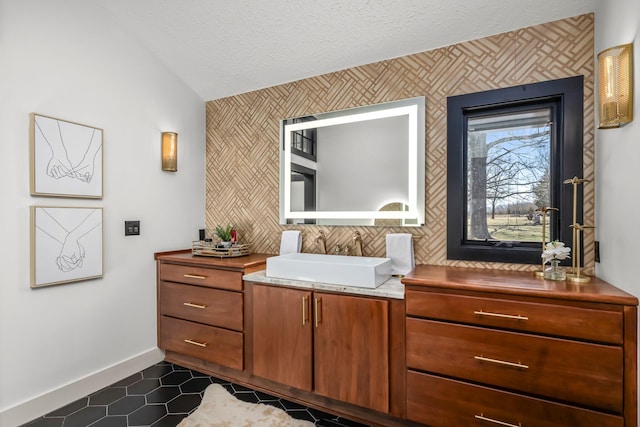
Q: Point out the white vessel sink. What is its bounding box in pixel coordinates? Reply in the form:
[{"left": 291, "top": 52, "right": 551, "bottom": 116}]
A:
[{"left": 266, "top": 253, "right": 392, "bottom": 288}]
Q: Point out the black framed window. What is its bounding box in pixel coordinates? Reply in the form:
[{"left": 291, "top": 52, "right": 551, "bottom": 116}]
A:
[{"left": 447, "top": 76, "right": 584, "bottom": 264}]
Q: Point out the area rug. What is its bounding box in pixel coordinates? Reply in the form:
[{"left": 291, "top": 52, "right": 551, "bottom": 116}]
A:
[{"left": 178, "top": 383, "right": 315, "bottom": 427}]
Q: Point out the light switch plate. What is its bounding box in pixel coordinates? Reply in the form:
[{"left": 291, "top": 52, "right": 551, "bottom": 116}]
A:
[{"left": 125, "top": 220, "right": 140, "bottom": 236}]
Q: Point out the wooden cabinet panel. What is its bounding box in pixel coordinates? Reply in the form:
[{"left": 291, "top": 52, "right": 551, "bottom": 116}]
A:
[
  {"left": 407, "top": 370, "right": 623, "bottom": 427},
  {"left": 160, "top": 263, "right": 243, "bottom": 290},
  {"left": 155, "top": 253, "right": 264, "bottom": 374},
  {"left": 160, "top": 281, "right": 243, "bottom": 330},
  {"left": 252, "top": 285, "right": 313, "bottom": 391},
  {"left": 406, "top": 289, "right": 623, "bottom": 344},
  {"left": 160, "top": 316, "right": 243, "bottom": 370},
  {"left": 406, "top": 318, "right": 623, "bottom": 412},
  {"left": 314, "top": 292, "right": 389, "bottom": 413},
  {"left": 251, "top": 285, "right": 390, "bottom": 413}
]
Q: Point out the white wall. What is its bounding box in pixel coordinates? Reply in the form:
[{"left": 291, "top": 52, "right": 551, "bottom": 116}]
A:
[
  {"left": 0, "top": 0, "right": 205, "bottom": 424},
  {"left": 595, "top": 4, "right": 639, "bottom": 298},
  {"left": 594, "top": 1, "right": 640, "bottom": 424}
]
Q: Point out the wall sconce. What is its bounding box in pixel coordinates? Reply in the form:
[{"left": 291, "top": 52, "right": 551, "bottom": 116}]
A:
[
  {"left": 597, "top": 43, "right": 633, "bottom": 128},
  {"left": 161, "top": 132, "right": 178, "bottom": 172}
]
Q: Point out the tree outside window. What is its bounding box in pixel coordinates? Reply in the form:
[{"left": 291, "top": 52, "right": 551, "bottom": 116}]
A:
[{"left": 467, "top": 108, "right": 551, "bottom": 244}]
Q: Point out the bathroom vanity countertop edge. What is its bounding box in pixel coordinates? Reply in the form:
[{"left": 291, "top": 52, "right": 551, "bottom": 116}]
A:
[
  {"left": 402, "top": 264, "right": 638, "bottom": 306},
  {"left": 155, "top": 250, "right": 272, "bottom": 270},
  {"left": 243, "top": 270, "right": 404, "bottom": 299}
]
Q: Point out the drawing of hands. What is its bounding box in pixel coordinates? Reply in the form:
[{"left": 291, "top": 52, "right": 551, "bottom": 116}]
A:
[
  {"left": 54, "top": 209, "right": 100, "bottom": 272},
  {"left": 36, "top": 208, "right": 101, "bottom": 273},
  {"left": 38, "top": 116, "right": 101, "bottom": 183},
  {"left": 43, "top": 126, "right": 74, "bottom": 179},
  {"left": 57, "top": 236, "right": 85, "bottom": 272},
  {"left": 46, "top": 155, "right": 74, "bottom": 179},
  {"left": 69, "top": 133, "right": 101, "bottom": 183},
  {"left": 72, "top": 156, "right": 95, "bottom": 183}
]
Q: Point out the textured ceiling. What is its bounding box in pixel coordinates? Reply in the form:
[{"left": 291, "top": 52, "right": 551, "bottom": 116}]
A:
[{"left": 91, "top": 0, "right": 595, "bottom": 101}]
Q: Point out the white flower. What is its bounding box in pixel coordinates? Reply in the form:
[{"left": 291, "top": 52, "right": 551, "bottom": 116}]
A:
[{"left": 541, "top": 240, "right": 571, "bottom": 264}]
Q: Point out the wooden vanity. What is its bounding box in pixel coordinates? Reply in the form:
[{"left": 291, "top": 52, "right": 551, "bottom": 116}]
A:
[
  {"left": 155, "top": 250, "right": 408, "bottom": 426},
  {"left": 156, "top": 250, "right": 638, "bottom": 427},
  {"left": 156, "top": 251, "right": 268, "bottom": 372},
  {"left": 403, "top": 265, "right": 638, "bottom": 427}
]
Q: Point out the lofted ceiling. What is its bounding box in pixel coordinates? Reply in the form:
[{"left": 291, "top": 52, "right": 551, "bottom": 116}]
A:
[{"left": 91, "top": 0, "right": 595, "bottom": 101}]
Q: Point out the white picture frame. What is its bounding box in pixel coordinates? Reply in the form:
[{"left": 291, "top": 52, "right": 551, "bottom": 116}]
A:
[
  {"left": 30, "top": 113, "right": 103, "bottom": 198},
  {"left": 30, "top": 206, "right": 103, "bottom": 288}
]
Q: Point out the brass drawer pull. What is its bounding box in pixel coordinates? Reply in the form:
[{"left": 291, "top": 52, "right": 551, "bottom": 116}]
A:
[
  {"left": 183, "top": 302, "right": 207, "bottom": 309},
  {"left": 474, "top": 355, "right": 529, "bottom": 370},
  {"left": 314, "top": 297, "right": 322, "bottom": 328},
  {"left": 474, "top": 310, "right": 528, "bottom": 321},
  {"left": 302, "top": 296, "right": 309, "bottom": 326},
  {"left": 184, "top": 339, "right": 207, "bottom": 348},
  {"left": 183, "top": 274, "right": 207, "bottom": 279},
  {"left": 475, "top": 413, "right": 522, "bottom": 427}
]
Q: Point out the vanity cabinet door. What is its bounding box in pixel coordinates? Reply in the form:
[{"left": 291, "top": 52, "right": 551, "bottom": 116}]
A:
[
  {"left": 314, "top": 292, "right": 390, "bottom": 413},
  {"left": 251, "top": 285, "right": 390, "bottom": 413},
  {"left": 252, "top": 284, "right": 313, "bottom": 391}
]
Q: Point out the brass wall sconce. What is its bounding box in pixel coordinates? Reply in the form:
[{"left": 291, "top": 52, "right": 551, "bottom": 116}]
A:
[
  {"left": 597, "top": 43, "right": 633, "bottom": 128},
  {"left": 161, "top": 132, "right": 178, "bottom": 172}
]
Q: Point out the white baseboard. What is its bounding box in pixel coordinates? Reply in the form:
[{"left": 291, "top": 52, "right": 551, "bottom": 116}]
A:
[{"left": 0, "top": 347, "right": 165, "bottom": 427}]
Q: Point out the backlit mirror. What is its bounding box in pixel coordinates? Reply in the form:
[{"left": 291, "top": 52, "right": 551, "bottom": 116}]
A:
[{"left": 280, "top": 97, "right": 425, "bottom": 226}]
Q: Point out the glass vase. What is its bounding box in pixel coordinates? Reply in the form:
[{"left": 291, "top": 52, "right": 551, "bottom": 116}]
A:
[{"left": 544, "top": 259, "right": 566, "bottom": 281}]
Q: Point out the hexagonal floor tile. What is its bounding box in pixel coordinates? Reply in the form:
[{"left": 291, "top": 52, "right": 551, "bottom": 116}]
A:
[
  {"left": 107, "top": 395, "right": 146, "bottom": 416},
  {"left": 127, "top": 378, "right": 161, "bottom": 395},
  {"left": 89, "top": 387, "right": 126, "bottom": 405},
  {"left": 128, "top": 404, "right": 167, "bottom": 426},
  {"left": 160, "top": 370, "right": 193, "bottom": 386},
  {"left": 145, "top": 385, "right": 181, "bottom": 404},
  {"left": 166, "top": 393, "right": 202, "bottom": 414},
  {"left": 20, "top": 362, "right": 370, "bottom": 427}
]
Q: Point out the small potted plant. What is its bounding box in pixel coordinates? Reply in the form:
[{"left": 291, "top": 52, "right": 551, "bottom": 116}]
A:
[
  {"left": 214, "top": 224, "right": 234, "bottom": 247},
  {"left": 542, "top": 240, "right": 571, "bottom": 280}
]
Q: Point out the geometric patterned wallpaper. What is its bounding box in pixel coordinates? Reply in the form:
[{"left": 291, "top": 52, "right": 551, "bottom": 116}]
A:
[{"left": 205, "top": 14, "right": 595, "bottom": 274}]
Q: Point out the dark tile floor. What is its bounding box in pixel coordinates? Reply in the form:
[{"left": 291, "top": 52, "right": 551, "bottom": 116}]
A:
[{"left": 21, "top": 361, "right": 369, "bottom": 427}]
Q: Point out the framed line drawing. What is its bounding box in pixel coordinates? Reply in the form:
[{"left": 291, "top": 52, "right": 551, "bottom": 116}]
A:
[
  {"left": 30, "top": 113, "right": 103, "bottom": 198},
  {"left": 30, "top": 206, "right": 103, "bottom": 288}
]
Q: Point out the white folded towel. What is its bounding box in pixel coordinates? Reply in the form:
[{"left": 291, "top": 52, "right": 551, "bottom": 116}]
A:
[
  {"left": 385, "top": 233, "right": 415, "bottom": 275},
  {"left": 280, "top": 230, "right": 302, "bottom": 255}
]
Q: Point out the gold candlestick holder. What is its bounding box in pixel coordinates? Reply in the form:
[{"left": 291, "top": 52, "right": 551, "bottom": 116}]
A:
[
  {"left": 567, "top": 223, "right": 595, "bottom": 283},
  {"left": 534, "top": 206, "right": 558, "bottom": 278},
  {"left": 562, "top": 176, "right": 592, "bottom": 283}
]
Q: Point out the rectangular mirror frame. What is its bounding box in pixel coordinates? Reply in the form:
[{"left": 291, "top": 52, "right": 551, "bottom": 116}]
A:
[{"left": 279, "top": 97, "right": 425, "bottom": 226}]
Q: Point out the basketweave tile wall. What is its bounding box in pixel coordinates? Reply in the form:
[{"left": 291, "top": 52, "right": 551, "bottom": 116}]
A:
[{"left": 205, "top": 13, "right": 595, "bottom": 274}]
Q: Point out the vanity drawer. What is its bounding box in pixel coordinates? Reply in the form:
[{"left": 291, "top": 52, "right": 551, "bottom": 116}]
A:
[
  {"left": 407, "top": 370, "right": 623, "bottom": 427},
  {"left": 405, "top": 289, "right": 623, "bottom": 344},
  {"left": 160, "top": 263, "right": 243, "bottom": 291},
  {"left": 159, "top": 281, "right": 243, "bottom": 331},
  {"left": 160, "top": 316, "right": 243, "bottom": 370},
  {"left": 406, "top": 318, "right": 623, "bottom": 412}
]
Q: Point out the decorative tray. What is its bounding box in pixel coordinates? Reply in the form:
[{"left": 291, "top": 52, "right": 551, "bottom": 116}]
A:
[{"left": 192, "top": 241, "right": 251, "bottom": 258}]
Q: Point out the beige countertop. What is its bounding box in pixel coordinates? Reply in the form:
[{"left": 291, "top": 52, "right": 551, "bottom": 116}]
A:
[{"left": 243, "top": 270, "right": 404, "bottom": 299}]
